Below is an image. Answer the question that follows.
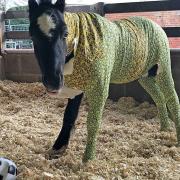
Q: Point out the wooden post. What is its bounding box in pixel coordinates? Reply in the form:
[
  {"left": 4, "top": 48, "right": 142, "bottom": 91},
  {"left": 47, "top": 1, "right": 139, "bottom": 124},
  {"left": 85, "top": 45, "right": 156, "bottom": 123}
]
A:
[
  {"left": 90, "top": 2, "right": 105, "bottom": 16},
  {"left": 0, "top": 11, "right": 6, "bottom": 80},
  {"left": 0, "top": 11, "right": 4, "bottom": 54}
]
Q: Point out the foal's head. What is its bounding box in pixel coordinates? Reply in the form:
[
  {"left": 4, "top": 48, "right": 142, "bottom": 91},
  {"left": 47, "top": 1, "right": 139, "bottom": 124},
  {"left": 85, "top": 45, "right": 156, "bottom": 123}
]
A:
[{"left": 28, "top": 0, "right": 68, "bottom": 93}]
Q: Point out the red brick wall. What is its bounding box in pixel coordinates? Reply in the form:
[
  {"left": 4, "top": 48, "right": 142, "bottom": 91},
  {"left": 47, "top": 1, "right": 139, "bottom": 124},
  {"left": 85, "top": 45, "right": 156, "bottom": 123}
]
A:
[{"left": 105, "top": 11, "right": 180, "bottom": 48}]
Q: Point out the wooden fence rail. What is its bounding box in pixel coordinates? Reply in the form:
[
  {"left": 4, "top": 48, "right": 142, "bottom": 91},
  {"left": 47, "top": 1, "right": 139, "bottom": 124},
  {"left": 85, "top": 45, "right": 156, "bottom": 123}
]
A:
[
  {"left": 3, "top": 1, "right": 180, "bottom": 40},
  {"left": 104, "top": 0, "right": 180, "bottom": 13}
]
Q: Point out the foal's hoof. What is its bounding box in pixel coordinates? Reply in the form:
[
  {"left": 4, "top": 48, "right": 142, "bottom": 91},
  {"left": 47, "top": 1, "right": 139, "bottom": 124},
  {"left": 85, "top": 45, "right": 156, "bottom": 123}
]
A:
[
  {"left": 45, "top": 146, "right": 67, "bottom": 160},
  {"left": 82, "top": 153, "right": 96, "bottom": 163}
]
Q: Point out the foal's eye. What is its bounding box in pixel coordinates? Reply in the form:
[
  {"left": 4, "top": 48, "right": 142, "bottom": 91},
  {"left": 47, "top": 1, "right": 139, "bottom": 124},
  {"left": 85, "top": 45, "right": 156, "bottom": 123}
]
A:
[{"left": 64, "top": 32, "right": 68, "bottom": 39}]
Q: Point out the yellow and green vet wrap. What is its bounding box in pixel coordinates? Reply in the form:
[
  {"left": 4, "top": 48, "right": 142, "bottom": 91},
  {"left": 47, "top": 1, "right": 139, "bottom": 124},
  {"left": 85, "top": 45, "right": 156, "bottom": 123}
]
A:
[{"left": 64, "top": 12, "right": 180, "bottom": 162}]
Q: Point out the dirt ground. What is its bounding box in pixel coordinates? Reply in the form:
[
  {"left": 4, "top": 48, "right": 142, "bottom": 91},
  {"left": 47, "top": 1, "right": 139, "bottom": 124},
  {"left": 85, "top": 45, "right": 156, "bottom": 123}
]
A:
[{"left": 0, "top": 80, "right": 180, "bottom": 180}]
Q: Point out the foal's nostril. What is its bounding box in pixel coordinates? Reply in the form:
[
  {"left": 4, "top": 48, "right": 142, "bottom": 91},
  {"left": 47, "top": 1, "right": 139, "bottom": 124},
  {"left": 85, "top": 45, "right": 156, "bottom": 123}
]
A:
[{"left": 42, "top": 74, "right": 62, "bottom": 91}]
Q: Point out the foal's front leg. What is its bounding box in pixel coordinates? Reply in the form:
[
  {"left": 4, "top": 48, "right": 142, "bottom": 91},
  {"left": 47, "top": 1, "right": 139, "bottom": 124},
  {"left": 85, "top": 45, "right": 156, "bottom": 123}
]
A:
[
  {"left": 83, "top": 87, "right": 109, "bottom": 162},
  {"left": 46, "top": 93, "right": 83, "bottom": 159}
]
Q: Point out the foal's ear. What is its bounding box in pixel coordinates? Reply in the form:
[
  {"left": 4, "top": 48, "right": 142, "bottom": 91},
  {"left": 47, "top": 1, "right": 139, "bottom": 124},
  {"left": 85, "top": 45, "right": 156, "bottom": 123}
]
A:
[
  {"left": 55, "top": 0, "right": 65, "bottom": 12},
  {"left": 28, "top": 0, "right": 38, "bottom": 11}
]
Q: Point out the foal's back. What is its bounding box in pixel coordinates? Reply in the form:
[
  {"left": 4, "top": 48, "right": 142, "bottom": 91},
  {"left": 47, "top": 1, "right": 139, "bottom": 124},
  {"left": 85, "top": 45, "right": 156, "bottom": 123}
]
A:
[{"left": 110, "top": 16, "right": 170, "bottom": 84}]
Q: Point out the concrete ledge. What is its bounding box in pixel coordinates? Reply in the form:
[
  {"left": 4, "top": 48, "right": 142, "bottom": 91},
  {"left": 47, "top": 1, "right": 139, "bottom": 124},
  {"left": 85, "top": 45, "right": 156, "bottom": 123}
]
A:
[
  {"left": 0, "top": 56, "right": 5, "bottom": 80},
  {"left": 2, "top": 49, "right": 180, "bottom": 103},
  {"left": 4, "top": 52, "right": 41, "bottom": 83},
  {"left": 5, "top": 74, "right": 41, "bottom": 83}
]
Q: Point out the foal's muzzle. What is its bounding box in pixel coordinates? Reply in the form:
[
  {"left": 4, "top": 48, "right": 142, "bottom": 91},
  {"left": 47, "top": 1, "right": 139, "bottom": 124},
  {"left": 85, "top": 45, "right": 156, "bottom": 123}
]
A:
[{"left": 42, "top": 74, "right": 64, "bottom": 94}]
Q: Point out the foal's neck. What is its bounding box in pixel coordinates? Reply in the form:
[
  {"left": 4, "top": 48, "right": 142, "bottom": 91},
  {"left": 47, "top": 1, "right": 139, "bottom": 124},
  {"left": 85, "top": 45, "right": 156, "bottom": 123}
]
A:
[{"left": 64, "top": 12, "right": 80, "bottom": 54}]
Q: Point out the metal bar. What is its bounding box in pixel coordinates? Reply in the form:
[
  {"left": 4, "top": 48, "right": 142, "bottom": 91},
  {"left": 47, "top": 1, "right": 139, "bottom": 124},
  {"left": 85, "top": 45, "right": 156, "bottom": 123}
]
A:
[
  {"left": 5, "top": 10, "right": 29, "bottom": 19},
  {"left": 163, "top": 27, "right": 180, "bottom": 37},
  {"left": 4, "top": 49, "right": 34, "bottom": 54},
  {"left": 90, "top": 2, "right": 105, "bottom": 16},
  {"left": 66, "top": 5, "right": 91, "bottom": 12},
  {"left": 5, "top": 31, "right": 30, "bottom": 39},
  {"left": 5, "top": 2, "right": 105, "bottom": 19},
  {"left": 104, "top": 0, "right": 180, "bottom": 13},
  {"left": 4, "top": 1, "right": 180, "bottom": 19},
  {"left": 5, "top": 7, "right": 94, "bottom": 19},
  {"left": 170, "top": 48, "right": 180, "bottom": 53},
  {"left": 0, "top": 11, "right": 6, "bottom": 53},
  {"left": 3, "top": 2, "right": 180, "bottom": 40}
]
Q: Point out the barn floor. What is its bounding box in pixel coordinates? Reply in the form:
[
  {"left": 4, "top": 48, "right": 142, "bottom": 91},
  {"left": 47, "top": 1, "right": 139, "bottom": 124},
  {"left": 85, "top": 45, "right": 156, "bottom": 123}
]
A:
[{"left": 0, "top": 80, "right": 180, "bottom": 180}]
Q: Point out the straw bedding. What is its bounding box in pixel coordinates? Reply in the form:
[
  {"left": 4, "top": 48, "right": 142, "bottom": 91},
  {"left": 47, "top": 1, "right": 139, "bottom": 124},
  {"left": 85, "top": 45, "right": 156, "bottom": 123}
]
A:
[{"left": 0, "top": 80, "right": 179, "bottom": 179}]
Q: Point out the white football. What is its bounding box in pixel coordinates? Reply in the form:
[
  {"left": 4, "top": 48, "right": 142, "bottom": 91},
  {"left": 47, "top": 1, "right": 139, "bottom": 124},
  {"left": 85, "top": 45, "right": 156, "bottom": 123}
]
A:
[{"left": 0, "top": 157, "right": 17, "bottom": 180}]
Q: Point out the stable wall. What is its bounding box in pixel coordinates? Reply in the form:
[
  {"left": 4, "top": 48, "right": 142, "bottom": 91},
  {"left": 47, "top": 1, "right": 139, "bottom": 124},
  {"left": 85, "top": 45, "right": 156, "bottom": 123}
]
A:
[{"left": 3, "top": 49, "right": 180, "bottom": 103}]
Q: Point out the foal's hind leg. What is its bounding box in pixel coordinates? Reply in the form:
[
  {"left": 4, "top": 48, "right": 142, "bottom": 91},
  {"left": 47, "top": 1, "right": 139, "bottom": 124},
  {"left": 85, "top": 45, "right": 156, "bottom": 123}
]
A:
[
  {"left": 155, "top": 72, "right": 180, "bottom": 146},
  {"left": 138, "top": 77, "right": 171, "bottom": 131}
]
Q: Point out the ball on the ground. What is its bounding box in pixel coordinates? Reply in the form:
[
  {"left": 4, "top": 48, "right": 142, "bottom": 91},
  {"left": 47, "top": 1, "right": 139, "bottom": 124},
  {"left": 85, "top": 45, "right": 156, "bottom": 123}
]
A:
[{"left": 0, "top": 157, "right": 17, "bottom": 180}]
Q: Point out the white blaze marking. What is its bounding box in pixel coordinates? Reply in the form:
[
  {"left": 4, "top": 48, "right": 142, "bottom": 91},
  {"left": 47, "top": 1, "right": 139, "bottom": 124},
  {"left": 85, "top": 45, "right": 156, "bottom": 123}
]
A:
[{"left": 37, "top": 13, "right": 56, "bottom": 37}]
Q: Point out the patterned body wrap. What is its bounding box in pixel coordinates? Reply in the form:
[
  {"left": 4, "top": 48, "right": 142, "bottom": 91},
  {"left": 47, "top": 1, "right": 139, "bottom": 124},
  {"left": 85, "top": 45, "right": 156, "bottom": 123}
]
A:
[{"left": 64, "top": 12, "right": 180, "bottom": 161}]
